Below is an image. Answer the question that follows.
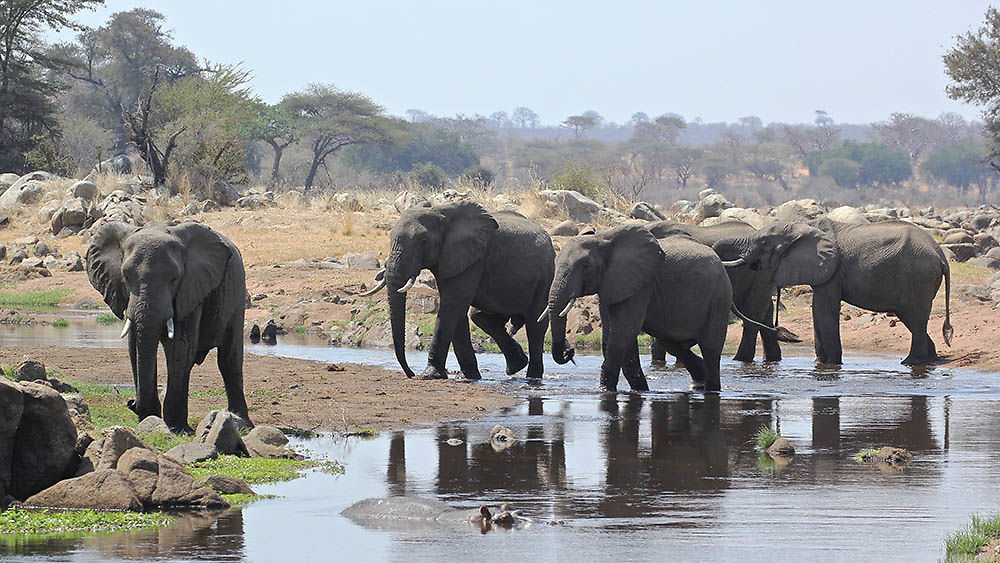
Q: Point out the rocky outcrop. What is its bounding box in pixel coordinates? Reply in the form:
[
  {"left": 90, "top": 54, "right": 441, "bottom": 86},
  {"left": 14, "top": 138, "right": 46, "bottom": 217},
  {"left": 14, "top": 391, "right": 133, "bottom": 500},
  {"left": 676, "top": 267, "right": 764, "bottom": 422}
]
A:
[
  {"left": 0, "top": 378, "right": 24, "bottom": 499},
  {"left": 243, "top": 426, "right": 301, "bottom": 459},
  {"left": 194, "top": 411, "right": 250, "bottom": 456},
  {"left": 25, "top": 469, "right": 142, "bottom": 510},
  {"left": 629, "top": 201, "right": 665, "bottom": 221},
  {"left": 826, "top": 206, "right": 869, "bottom": 225},
  {"left": 537, "top": 190, "right": 602, "bottom": 222},
  {"left": 10, "top": 381, "right": 78, "bottom": 499},
  {"left": 549, "top": 219, "right": 580, "bottom": 236},
  {"left": 693, "top": 190, "right": 733, "bottom": 223},
  {"left": 394, "top": 190, "right": 430, "bottom": 213},
  {"left": 13, "top": 359, "right": 46, "bottom": 382},
  {"left": 0, "top": 171, "right": 57, "bottom": 210},
  {"left": 136, "top": 416, "right": 172, "bottom": 435},
  {"left": 197, "top": 474, "right": 255, "bottom": 495}
]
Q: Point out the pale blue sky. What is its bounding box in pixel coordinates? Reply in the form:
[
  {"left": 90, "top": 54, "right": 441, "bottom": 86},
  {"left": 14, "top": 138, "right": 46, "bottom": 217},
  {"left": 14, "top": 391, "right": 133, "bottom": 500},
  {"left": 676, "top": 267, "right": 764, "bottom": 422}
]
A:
[{"left": 55, "top": 0, "right": 994, "bottom": 125}]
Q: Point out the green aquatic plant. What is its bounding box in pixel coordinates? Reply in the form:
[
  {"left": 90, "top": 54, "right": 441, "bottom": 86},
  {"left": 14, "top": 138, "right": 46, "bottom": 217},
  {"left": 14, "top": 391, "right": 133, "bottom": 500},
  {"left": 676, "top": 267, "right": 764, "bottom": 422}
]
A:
[
  {"left": 945, "top": 513, "right": 1000, "bottom": 561},
  {"left": 0, "top": 508, "right": 172, "bottom": 534},
  {"left": 0, "top": 289, "right": 72, "bottom": 309},
  {"left": 95, "top": 313, "right": 121, "bottom": 325},
  {"left": 51, "top": 318, "right": 69, "bottom": 328},
  {"left": 189, "top": 455, "right": 322, "bottom": 485},
  {"left": 754, "top": 425, "right": 779, "bottom": 449},
  {"left": 345, "top": 428, "right": 379, "bottom": 439},
  {"left": 854, "top": 449, "right": 881, "bottom": 464},
  {"left": 221, "top": 493, "right": 278, "bottom": 506}
]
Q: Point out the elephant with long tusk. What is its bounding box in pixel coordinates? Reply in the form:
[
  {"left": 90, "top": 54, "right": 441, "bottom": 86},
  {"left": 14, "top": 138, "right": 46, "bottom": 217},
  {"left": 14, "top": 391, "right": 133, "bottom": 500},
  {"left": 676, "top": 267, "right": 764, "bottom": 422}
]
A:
[
  {"left": 87, "top": 221, "right": 251, "bottom": 434},
  {"left": 361, "top": 200, "right": 571, "bottom": 380}
]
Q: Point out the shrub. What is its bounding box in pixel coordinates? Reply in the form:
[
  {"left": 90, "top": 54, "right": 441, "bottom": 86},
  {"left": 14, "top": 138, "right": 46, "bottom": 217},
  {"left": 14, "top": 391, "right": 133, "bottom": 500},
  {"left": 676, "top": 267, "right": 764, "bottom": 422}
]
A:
[
  {"left": 410, "top": 162, "right": 446, "bottom": 189},
  {"left": 551, "top": 160, "right": 601, "bottom": 197},
  {"left": 462, "top": 164, "right": 494, "bottom": 187},
  {"left": 817, "top": 157, "right": 860, "bottom": 187}
]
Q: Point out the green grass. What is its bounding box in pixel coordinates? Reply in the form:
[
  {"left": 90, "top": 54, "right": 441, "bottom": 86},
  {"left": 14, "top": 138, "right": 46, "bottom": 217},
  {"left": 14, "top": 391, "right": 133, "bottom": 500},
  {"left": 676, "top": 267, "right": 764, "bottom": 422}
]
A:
[
  {"left": 854, "top": 449, "right": 882, "bottom": 464},
  {"left": 2, "top": 365, "right": 13, "bottom": 381},
  {"left": 141, "top": 431, "right": 194, "bottom": 452},
  {"left": 0, "top": 508, "right": 172, "bottom": 534},
  {"left": 95, "top": 312, "right": 121, "bottom": 325},
  {"left": 221, "top": 493, "right": 278, "bottom": 506},
  {"left": 344, "top": 428, "right": 379, "bottom": 439},
  {"left": 754, "top": 425, "right": 779, "bottom": 449},
  {"left": 294, "top": 325, "right": 308, "bottom": 335},
  {"left": 51, "top": 318, "right": 69, "bottom": 328},
  {"left": 945, "top": 513, "right": 1000, "bottom": 561},
  {"left": 0, "top": 289, "right": 72, "bottom": 309},
  {"left": 189, "top": 455, "right": 324, "bottom": 485}
]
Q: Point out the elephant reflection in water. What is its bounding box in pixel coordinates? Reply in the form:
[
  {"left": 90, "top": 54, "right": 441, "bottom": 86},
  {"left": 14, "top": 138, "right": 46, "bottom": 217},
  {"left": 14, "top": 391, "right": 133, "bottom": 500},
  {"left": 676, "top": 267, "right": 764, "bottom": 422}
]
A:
[
  {"left": 597, "top": 394, "right": 774, "bottom": 520},
  {"left": 810, "top": 395, "right": 938, "bottom": 454}
]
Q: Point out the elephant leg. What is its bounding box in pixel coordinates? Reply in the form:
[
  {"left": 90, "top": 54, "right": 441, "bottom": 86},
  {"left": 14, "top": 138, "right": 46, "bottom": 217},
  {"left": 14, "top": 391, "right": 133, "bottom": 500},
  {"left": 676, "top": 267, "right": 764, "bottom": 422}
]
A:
[
  {"left": 600, "top": 298, "right": 648, "bottom": 392},
  {"left": 900, "top": 304, "right": 936, "bottom": 365},
  {"left": 217, "top": 314, "right": 251, "bottom": 424},
  {"left": 663, "top": 340, "right": 706, "bottom": 387},
  {"left": 470, "top": 309, "right": 528, "bottom": 375},
  {"left": 733, "top": 322, "right": 759, "bottom": 362},
  {"left": 621, "top": 337, "right": 649, "bottom": 391},
  {"left": 450, "top": 314, "right": 481, "bottom": 380},
  {"left": 760, "top": 298, "right": 782, "bottom": 361},
  {"left": 812, "top": 284, "right": 843, "bottom": 365},
  {"left": 163, "top": 337, "right": 198, "bottom": 434},
  {"left": 425, "top": 268, "right": 480, "bottom": 379},
  {"left": 523, "top": 317, "right": 547, "bottom": 380},
  {"left": 700, "top": 344, "right": 723, "bottom": 392},
  {"left": 650, "top": 338, "right": 667, "bottom": 367}
]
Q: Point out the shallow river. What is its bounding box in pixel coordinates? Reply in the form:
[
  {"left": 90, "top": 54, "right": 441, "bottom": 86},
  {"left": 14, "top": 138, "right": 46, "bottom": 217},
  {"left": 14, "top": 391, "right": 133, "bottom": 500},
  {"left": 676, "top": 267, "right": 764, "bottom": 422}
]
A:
[{"left": 4, "top": 318, "right": 1000, "bottom": 562}]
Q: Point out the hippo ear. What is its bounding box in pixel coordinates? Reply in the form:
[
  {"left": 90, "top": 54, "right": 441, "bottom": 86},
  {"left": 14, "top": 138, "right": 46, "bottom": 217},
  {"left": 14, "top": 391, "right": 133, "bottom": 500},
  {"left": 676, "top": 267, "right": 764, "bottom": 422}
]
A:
[
  {"left": 600, "top": 225, "right": 665, "bottom": 305},
  {"left": 773, "top": 223, "right": 840, "bottom": 287},
  {"left": 167, "top": 222, "right": 236, "bottom": 321},
  {"left": 86, "top": 221, "right": 137, "bottom": 319},
  {"left": 435, "top": 201, "right": 499, "bottom": 279}
]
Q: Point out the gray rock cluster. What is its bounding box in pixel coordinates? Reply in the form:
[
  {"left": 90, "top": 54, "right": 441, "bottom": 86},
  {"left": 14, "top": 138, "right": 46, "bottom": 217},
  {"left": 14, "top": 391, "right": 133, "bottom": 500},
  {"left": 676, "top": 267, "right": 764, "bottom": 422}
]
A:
[
  {"left": 0, "top": 171, "right": 58, "bottom": 211},
  {"left": 236, "top": 189, "right": 276, "bottom": 210},
  {"left": 4, "top": 236, "right": 82, "bottom": 274}
]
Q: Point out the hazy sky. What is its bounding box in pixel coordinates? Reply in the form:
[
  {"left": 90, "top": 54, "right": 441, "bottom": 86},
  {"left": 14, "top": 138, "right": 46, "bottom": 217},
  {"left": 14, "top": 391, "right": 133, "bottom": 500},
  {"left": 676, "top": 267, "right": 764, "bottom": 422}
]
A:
[{"left": 55, "top": 0, "right": 994, "bottom": 126}]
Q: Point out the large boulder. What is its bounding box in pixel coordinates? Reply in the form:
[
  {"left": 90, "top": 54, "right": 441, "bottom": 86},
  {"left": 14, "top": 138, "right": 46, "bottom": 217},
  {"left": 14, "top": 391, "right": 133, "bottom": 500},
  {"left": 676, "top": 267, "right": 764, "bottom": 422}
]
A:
[
  {"left": 629, "top": 201, "right": 665, "bottom": 222},
  {"left": 694, "top": 192, "right": 733, "bottom": 223},
  {"left": 537, "top": 190, "right": 602, "bottom": 222},
  {"left": 333, "top": 191, "right": 363, "bottom": 210},
  {"left": 10, "top": 382, "right": 78, "bottom": 499},
  {"left": 717, "top": 207, "right": 767, "bottom": 229},
  {"left": 826, "top": 206, "right": 869, "bottom": 225},
  {"left": 774, "top": 199, "right": 824, "bottom": 223},
  {"left": 95, "top": 426, "right": 150, "bottom": 470},
  {"left": 0, "top": 379, "right": 24, "bottom": 495},
  {"left": 13, "top": 359, "right": 46, "bottom": 382},
  {"left": 549, "top": 219, "right": 579, "bottom": 236},
  {"left": 136, "top": 416, "right": 171, "bottom": 435},
  {"left": 242, "top": 425, "right": 301, "bottom": 459},
  {"left": 116, "top": 447, "right": 159, "bottom": 502},
  {"left": 92, "top": 154, "right": 136, "bottom": 176},
  {"left": 394, "top": 190, "right": 430, "bottom": 213},
  {"left": 342, "top": 251, "right": 381, "bottom": 270},
  {"left": 164, "top": 442, "right": 219, "bottom": 465},
  {"left": 71, "top": 180, "right": 99, "bottom": 201},
  {"left": 0, "top": 172, "right": 20, "bottom": 190},
  {"left": 0, "top": 178, "right": 45, "bottom": 210},
  {"left": 197, "top": 474, "right": 255, "bottom": 495},
  {"left": 24, "top": 469, "right": 142, "bottom": 511},
  {"left": 943, "top": 231, "right": 974, "bottom": 245},
  {"left": 940, "top": 243, "right": 978, "bottom": 263},
  {"left": 150, "top": 454, "right": 228, "bottom": 508},
  {"left": 194, "top": 411, "right": 249, "bottom": 456}
]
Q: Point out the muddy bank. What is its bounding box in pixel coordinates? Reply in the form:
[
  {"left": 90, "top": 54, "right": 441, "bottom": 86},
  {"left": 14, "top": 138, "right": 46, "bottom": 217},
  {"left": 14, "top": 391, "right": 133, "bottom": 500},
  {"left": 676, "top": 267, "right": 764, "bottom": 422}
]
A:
[{"left": 0, "top": 346, "right": 516, "bottom": 433}]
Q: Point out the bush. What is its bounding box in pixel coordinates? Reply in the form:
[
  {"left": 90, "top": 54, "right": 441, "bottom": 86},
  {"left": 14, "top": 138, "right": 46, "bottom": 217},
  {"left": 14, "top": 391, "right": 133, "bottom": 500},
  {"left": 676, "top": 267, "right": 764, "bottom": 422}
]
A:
[
  {"left": 461, "top": 164, "right": 494, "bottom": 187},
  {"left": 410, "top": 163, "right": 446, "bottom": 189},
  {"left": 817, "top": 157, "right": 860, "bottom": 187},
  {"left": 551, "top": 160, "right": 601, "bottom": 197}
]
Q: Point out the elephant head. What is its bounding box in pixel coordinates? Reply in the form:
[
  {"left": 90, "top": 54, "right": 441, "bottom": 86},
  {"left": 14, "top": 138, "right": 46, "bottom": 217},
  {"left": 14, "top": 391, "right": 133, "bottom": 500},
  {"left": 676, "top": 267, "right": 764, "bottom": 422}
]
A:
[
  {"left": 726, "top": 221, "right": 840, "bottom": 288},
  {"left": 361, "top": 201, "right": 499, "bottom": 378},
  {"left": 547, "top": 224, "right": 664, "bottom": 353},
  {"left": 86, "top": 221, "right": 234, "bottom": 422}
]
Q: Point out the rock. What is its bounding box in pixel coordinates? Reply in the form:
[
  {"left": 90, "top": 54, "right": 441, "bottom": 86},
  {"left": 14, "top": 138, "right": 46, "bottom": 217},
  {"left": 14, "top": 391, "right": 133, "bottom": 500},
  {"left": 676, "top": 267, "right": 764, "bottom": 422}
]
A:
[
  {"left": 116, "top": 447, "right": 160, "bottom": 503},
  {"left": 178, "top": 202, "right": 199, "bottom": 216},
  {"left": 32, "top": 240, "right": 50, "bottom": 257},
  {"left": 718, "top": 207, "right": 767, "bottom": 229},
  {"left": 0, "top": 245, "right": 6, "bottom": 261},
  {"left": 55, "top": 197, "right": 90, "bottom": 230},
  {"left": 333, "top": 192, "right": 362, "bottom": 211},
  {"left": 200, "top": 199, "right": 219, "bottom": 212},
  {"left": 955, "top": 284, "right": 993, "bottom": 303},
  {"left": 550, "top": 219, "right": 579, "bottom": 236},
  {"left": 405, "top": 293, "right": 438, "bottom": 314},
  {"left": 766, "top": 437, "right": 795, "bottom": 455},
  {"left": 489, "top": 424, "right": 516, "bottom": 453},
  {"left": 236, "top": 194, "right": 273, "bottom": 209},
  {"left": 213, "top": 183, "right": 241, "bottom": 207},
  {"left": 826, "top": 206, "right": 869, "bottom": 225},
  {"left": 24, "top": 469, "right": 142, "bottom": 510},
  {"left": 10, "top": 381, "right": 78, "bottom": 499},
  {"left": 774, "top": 199, "right": 824, "bottom": 223},
  {"left": 275, "top": 190, "right": 306, "bottom": 209},
  {"left": 63, "top": 394, "right": 88, "bottom": 419},
  {"left": 92, "top": 154, "right": 135, "bottom": 176},
  {"left": 630, "top": 201, "right": 666, "bottom": 221},
  {"left": 943, "top": 231, "right": 975, "bottom": 245},
  {"left": 136, "top": 416, "right": 172, "bottom": 435},
  {"left": 597, "top": 207, "right": 629, "bottom": 225},
  {"left": 164, "top": 442, "right": 219, "bottom": 465},
  {"left": 0, "top": 171, "right": 54, "bottom": 210},
  {"left": 968, "top": 256, "right": 1000, "bottom": 270},
  {"left": 8, "top": 247, "right": 27, "bottom": 265},
  {"left": 45, "top": 377, "right": 78, "bottom": 393},
  {"left": 974, "top": 232, "right": 998, "bottom": 251},
  {"left": 940, "top": 243, "right": 978, "bottom": 262},
  {"left": 151, "top": 454, "right": 228, "bottom": 508},
  {"left": 0, "top": 379, "right": 24, "bottom": 494},
  {"left": 195, "top": 410, "right": 249, "bottom": 456},
  {"left": 197, "top": 474, "right": 255, "bottom": 495},
  {"left": 394, "top": 190, "right": 430, "bottom": 213},
  {"left": 859, "top": 446, "right": 913, "bottom": 466},
  {"left": 0, "top": 172, "right": 19, "bottom": 188},
  {"left": 245, "top": 426, "right": 288, "bottom": 447},
  {"left": 694, "top": 193, "right": 733, "bottom": 222},
  {"left": 537, "top": 190, "right": 602, "bottom": 222},
  {"left": 243, "top": 430, "right": 302, "bottom": 459},
  {"left": 96, "top": 426, "right": 150, "bottom": 470},
  {"left": 342, "top": 251, "right": 381, "bottom": 270},
  {"left": 13, "top": 359, "right": 46, "bottom": 382},
  {"left": 249, "top": 324, "right": 261, "bottom": 343},
  {"left": 429, "top": 189, "right": 470, "bottom": 206},
  {"left": 492, "top": 193, "right": 519, "bottom": 210},
  {"left": 71, "top": 180, "right": 99, "bottom": 201}
]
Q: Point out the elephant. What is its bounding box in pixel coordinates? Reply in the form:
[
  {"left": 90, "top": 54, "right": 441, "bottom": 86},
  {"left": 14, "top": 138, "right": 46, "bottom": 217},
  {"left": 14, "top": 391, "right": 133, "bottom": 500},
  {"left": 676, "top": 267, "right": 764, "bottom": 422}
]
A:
[
  {"left": 361, "top": 200, "right": 573, "bottom": 380},
  {"left": 646, "top": 219, "right": 785, "bottom": 363},
  {"left": 721, "top": 218, "right": 953, "bottom": 365},
  {"left": 546, "top": 224, "right": 736, "bottom": 392},
  {"left": 86, "top": 221, "right": 251, "bottom": 433}
]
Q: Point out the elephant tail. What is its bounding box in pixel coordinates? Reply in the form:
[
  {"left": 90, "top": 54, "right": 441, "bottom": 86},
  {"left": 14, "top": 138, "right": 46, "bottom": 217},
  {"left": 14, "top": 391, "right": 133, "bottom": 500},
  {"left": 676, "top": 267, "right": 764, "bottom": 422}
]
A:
[
  {"left": 731, "top": 304, "right": 802, "bottom": 343},
  {"left": 942, "top": 259, "right": 954, "bottom": 347}
]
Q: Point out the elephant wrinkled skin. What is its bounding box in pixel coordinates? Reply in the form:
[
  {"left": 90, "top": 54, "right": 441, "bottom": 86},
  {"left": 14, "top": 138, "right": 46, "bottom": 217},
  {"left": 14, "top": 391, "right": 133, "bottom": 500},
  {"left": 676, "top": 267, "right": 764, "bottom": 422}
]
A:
[{"left": 86, "top": 221, "right": 251, "bottom": 433}]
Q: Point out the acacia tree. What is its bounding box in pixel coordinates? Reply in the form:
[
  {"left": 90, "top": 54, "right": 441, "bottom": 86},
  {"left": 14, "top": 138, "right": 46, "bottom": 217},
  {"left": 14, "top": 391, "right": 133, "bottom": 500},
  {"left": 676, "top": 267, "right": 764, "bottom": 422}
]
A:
[
  {"left": 251, "top": 102, "right": 296, "bottom": 186},
  {"left": 562, "top": 114, "right": 598, "bottom": 138},
  {"left": 0, "top": 0, "right": 103, "bottom": 172},
  {"left": 512, "top": 106, "right": 538, "bottom": 128},
  {"left": 282, "top": 83, "right": 384, "bottom": 190},
  {"left": 944, "top": 7, "right": 1000, "bottom": 163}
]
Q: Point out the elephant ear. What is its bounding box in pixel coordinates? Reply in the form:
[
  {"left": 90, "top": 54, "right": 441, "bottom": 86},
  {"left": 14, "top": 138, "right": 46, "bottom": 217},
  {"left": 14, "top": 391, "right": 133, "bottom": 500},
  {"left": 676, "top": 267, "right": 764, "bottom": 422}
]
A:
[
  {"left": 600, "top": 224, "right": 665, "bottom": 305},
  {"left": 86, "top": 221, "right": 137, "bottom": 319},
  {"left": 167, "top": 222, "right": 233, "bottom": 321},
  {"left": 435, "top": 201, "right": 499, "bottom": 279},
  {"left": 773, "top": 223, "right": 840, "bottom": 287}
]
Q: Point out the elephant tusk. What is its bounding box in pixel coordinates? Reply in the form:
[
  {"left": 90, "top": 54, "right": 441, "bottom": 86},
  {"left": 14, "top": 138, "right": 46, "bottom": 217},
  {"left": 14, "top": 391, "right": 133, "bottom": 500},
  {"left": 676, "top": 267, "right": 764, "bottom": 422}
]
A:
[
  {"left": 536, "top": 306, "right": 551, "bottom": 323},
  {"left": 373, "top": 268, "right": 385, "bottom": 281},
  {"left": 166, "top": 318, "right": 175, "bottom": 340},
  {"left": 396, "top": 276, "right": 416, "bottom": 293},
  {"left": 359, "top": 278, "right": 387, "bottom": 296},
  {"left": 120, "top": 318, "right": 132, "bottom": 339},
  {"left": 721, "top": 258, "right": 746, "bottom": 267},
  {"left": 559, "top": 298, "right": 577, "bottom": 318}
]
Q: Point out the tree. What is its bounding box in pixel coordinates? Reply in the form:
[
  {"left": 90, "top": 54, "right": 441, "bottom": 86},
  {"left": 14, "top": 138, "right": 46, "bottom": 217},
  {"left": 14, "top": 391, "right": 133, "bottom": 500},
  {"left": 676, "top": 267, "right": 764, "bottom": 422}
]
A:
[
  {"left": 0, "top": 0, "right": 104, "bottom": 172},
  {"left": 340, "top": 118, "right": 479, "bottom": 176},
  {"left": 561, "top": 114, "right": 598, "bottom": 138},
  {"left": 921, "top": 142, "right": 990, "bottom": 193},
  {"left": 738, "top": 115, "right": 763, "bottom": 132},
  {"left": 871, "top": 112, "right": 943, "bottom": 163},
  {"left": 282, "top": 83, "right": 384, "bottom": 190},
  {"left": 489, "top": 110, "right": 510, "bottom": 130},
  {"left": 512, "top": 106, "right": 539, "bottom": 128},
  {"left": 944, "top": 7, "right": 1000, "bottom": 160},
  {"left": 665, "top": 146, "right": 702, "bottom": 187},
  {"left": 120, "top": 66, "right": 180, "bottom": 187},
  {"left": 817, "top": 157, "right": 860, "bottom": 188},
  {"left": 405, "top": 108, "right": 429, "bottom": 123},
  {"left": 630, "top": 111, "right": 650, "bottom": 125},
  {"left": 633, "top": 113, "right": 685, "bottom": 144},
  {"left": 250, "top": 102, "right": 296, "bottom": 186}
]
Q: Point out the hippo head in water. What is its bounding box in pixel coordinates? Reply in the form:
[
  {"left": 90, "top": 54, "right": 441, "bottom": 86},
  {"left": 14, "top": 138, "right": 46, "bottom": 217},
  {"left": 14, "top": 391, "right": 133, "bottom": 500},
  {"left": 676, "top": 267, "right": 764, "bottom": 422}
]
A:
[{"left": 341, "top": 497, "right": 556, "bottom": 532}]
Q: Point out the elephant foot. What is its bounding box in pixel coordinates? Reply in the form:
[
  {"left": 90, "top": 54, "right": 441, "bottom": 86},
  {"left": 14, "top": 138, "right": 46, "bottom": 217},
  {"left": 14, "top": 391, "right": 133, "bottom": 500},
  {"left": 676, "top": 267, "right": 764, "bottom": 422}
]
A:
[
  {"left": 505, "top": 352, "right": 529, "bottom": 375},
  {"left": 525, "top": 364, "right": 543, "bottom": 380},
  {"left": 461, "top": 369, "right": 482, "bottom": 381},
  {"left": 650, "top": 359, "right": 667, "bottom": 368},
  {"left": 689, "top": 381, "right": 705, "bottom": 391},
  {"left": 419, "top": 366, "right": 449, "bottom": 380},
  {"left": 901, "top": 354, "right": 936, "bottom": 366},
  {"left": 168, "top": 424, "right": 195, "bottom": 435},
  {"left": 763, "top": 353, "right": 782, "bottom": 362}
]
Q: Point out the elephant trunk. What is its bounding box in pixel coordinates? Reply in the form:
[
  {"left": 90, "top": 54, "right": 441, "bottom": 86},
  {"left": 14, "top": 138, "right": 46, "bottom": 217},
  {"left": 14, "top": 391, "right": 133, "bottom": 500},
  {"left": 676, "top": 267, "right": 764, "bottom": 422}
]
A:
[
  {"left": 130, "top": 311, "right": 164, "bottom": 420},
  {"left": 546, "top": 273, "right": 579, "bottom": 365},
  {"left": 385, "top": 246, "right": 418, "bottom": 378}
]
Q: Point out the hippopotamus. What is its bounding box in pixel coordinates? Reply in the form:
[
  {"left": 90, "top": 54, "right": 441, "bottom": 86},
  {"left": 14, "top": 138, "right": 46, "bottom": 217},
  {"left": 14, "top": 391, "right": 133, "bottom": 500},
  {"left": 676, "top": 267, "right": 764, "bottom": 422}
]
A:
[{"left": 341, "top": 497, "right": 539, "bottom": 532}]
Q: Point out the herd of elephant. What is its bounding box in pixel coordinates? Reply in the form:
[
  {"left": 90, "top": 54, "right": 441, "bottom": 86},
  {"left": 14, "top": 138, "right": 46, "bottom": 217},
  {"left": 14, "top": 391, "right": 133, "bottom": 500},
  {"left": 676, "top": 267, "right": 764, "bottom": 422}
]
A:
[{"left": 79, "top": 200, "right": 953, "bottom": 434}]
